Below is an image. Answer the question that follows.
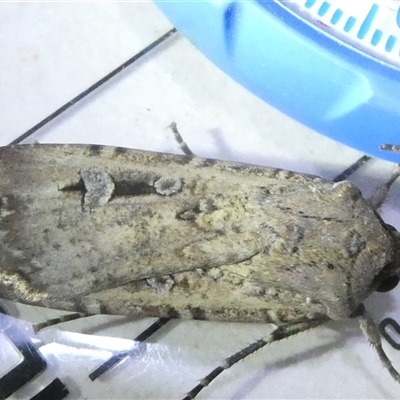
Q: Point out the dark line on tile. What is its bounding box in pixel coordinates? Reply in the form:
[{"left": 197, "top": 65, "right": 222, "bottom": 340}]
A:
[{"left": 9, "top": 28, "right": 177, "bottom": 145}]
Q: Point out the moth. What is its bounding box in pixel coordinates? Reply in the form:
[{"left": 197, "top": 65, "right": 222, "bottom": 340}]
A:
[{"left": 1, "top": 137, "right": 400, "bottom": 398}]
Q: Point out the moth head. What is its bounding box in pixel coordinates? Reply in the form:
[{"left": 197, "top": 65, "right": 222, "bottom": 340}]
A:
[{"left": 374, "top": 223, "right": 400, "bottom": 293}]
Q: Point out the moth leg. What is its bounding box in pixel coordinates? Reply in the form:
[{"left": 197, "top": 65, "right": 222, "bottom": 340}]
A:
[
  {"left": 0, "top": 302, "right": 83, "bottom": 333},
  {"left": 182, "top": 318, "right": 327, "bottom": 400},
  {"left": 359, "top": 308, "right": 400, "bottom": 383},
  {"left": 366, "top": 144, "right": 400, "bottom": 210},
  {"left": 168, "top": 122, "right": 194, "bottom": 156},
  {"left": 32, "top": 312, "right": 83, "bottom": 333}
]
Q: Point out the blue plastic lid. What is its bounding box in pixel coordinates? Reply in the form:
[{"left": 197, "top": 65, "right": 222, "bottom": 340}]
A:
[{"left": 154, "top": 0, "right": 400, "bottom": 162}]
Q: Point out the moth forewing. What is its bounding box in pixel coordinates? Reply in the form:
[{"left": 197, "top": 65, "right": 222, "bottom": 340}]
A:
[{"left": 0, "top": 143, "right": 399, "bottom": 326}]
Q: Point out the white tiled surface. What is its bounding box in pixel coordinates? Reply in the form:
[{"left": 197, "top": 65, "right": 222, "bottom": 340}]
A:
[{"left": 1, "top": 2, "right": 400, "bottom": 399}]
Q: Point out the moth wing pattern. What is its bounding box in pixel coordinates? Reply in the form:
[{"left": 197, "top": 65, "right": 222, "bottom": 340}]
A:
[{"left": 0, "top": 144, "right": 397, "bottom": 325}]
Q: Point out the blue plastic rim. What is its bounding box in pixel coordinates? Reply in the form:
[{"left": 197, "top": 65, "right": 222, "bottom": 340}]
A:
[{"left": 154, "top": 0, "right": 400, "bottom": 162}]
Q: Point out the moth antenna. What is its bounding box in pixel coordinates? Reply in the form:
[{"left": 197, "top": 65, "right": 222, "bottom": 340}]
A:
[
  {"left": 182, "top": 318, "right": 327, "bottom": 400},
  {"left": 359, "top": 308, "right": 400, "bottom": 383},
  {"left": 367, "top": 162, "right": 400, "bottom": 210},
  {"left": 168, "top": 122, "right": 195, "bottom": 156},
  {"left": 381, "top": 144, "right": 400, "bottom": 154},
  {"left": 332, "top": 155, "right": 371, "bottom": 183},
  {"left": 368, "top": 144, "right": 400, "bottom": 210}
]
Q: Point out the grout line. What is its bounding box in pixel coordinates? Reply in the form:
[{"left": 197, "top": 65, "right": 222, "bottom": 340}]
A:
[{"left": 9, "top": 28, "right": 177, "bottom": 146}]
